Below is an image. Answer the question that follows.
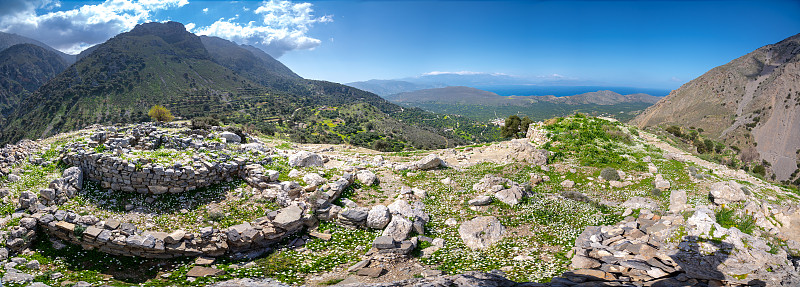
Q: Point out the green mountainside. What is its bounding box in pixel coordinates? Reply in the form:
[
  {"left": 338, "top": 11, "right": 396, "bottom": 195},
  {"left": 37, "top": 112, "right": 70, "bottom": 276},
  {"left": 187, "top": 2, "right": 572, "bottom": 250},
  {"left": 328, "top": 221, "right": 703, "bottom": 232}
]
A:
[
  {"left": 0, "top": 43, "right": 69, "bottom": 123},
  {"left": 0, "top": 22, "right": 499, "bottom": 150}
]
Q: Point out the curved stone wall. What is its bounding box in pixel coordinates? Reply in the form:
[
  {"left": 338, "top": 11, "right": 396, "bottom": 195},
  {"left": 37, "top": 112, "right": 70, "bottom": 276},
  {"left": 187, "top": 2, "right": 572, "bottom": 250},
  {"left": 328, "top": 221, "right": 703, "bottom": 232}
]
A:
[
  {"left": 23, "top": 161, "right": 354, "bottom": 258},
  {"left": 61, "top": 149, "right": 246, "bottom": 194}
]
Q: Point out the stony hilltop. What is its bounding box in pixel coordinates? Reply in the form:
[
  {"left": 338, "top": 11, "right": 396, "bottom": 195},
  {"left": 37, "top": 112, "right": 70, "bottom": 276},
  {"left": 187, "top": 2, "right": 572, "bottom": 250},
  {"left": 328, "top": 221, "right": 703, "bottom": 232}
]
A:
[
  {"left": 633, "top": 33, "right": 800, "bottom": 182},
  {"left": 1, "top": 115, "right": 799, "bottom": 286}
]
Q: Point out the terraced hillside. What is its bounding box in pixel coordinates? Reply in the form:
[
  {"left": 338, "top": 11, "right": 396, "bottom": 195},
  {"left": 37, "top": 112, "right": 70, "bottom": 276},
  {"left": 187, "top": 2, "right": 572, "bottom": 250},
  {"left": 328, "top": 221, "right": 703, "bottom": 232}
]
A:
[{"left": 1, "top": 115, "right": 798, "bottom": 286}]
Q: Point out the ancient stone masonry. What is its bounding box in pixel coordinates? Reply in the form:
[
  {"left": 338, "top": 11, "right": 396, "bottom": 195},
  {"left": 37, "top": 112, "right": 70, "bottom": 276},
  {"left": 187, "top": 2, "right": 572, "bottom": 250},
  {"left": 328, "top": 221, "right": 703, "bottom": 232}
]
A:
[
  {"left": 58, "top": 124, "right": 265, "bottom": 194},
  {"left": 2, "top": 124, "right": 367, "bottom": 259},
  {"left": 12, "top": 161, "right": 357, "bottom": 259},
  {"left": 61, "top": 148, "right": 247, "bottom": 194},
  {"left": 30, "top": 204, "right": 306, "bottom": 259},
  {"left": 0, "top": 139, "right": 40, "bottom": 177},
  {"left": 565, "top": 209, "right": 800, "bottom": 286}
]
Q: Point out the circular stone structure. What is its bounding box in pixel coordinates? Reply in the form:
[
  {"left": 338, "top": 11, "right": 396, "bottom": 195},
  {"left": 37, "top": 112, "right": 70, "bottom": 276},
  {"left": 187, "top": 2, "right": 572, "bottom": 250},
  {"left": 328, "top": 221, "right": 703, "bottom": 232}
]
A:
[{"left": 18, "top": 124, "right": 354, "bottom": 259}]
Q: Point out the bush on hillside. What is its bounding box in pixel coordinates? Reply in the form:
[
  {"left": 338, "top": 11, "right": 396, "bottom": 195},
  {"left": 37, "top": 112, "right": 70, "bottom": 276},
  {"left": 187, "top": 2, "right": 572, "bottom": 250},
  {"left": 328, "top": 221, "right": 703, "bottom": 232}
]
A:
[
  {"left": 191, "top": 116, "right": 220, "bottom": 130},
  {"left": 148, "top": 105, "right": 174, "bottom": 122}
]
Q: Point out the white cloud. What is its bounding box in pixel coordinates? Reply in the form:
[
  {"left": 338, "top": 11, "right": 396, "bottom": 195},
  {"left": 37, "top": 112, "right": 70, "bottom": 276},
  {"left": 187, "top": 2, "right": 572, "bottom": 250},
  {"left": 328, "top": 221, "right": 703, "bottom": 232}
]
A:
[
  {"left": 0, "top": 0, "right": 189, "bottom": 54},
  {"left": 184, "top": 22, "right": 196, "bottom": 31},
  {"left": 194, "top": 0, "right": 332, "bottom": 58},
  {"left": 202, "top": 7, "right": 209, "bottom": 14},
  {"left": 423, "top": 71, "right": 484, "bottom": 76},
  {"left": 422, "top": 71, "right": 513, "bottom": 77}
]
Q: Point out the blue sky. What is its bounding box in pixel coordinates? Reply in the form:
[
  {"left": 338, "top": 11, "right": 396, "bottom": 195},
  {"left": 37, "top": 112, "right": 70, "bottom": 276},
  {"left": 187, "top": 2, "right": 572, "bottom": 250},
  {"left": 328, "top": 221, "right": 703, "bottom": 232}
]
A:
[{"left": 1, "top": 0, "right": 799, "bottom": 89}]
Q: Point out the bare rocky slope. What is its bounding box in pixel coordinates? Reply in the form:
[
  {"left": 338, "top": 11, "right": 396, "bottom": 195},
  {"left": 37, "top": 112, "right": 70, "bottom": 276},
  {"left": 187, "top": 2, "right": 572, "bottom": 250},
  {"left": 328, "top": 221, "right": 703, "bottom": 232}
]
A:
[{"left": 632, "top": 33, "right": 800, "bottom": 181}]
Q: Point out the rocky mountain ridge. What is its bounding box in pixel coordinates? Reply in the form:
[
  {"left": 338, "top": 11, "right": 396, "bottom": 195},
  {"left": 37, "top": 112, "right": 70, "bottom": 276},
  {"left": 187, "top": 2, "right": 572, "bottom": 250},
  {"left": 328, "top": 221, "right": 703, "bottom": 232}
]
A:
[{"left": 633, "top": 33, "right": 800, "bottom": 182}]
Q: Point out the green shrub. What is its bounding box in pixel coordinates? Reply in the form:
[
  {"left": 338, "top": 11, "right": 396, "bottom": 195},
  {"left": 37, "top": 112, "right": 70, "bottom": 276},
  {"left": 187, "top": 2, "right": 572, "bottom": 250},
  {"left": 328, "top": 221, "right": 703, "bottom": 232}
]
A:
[
  {"left": 716, "top": 207, "right": 757, "bottom": 235},
  {"left": 600, "top": 168, "right": 620, "bottom": 181},
  {"left": 148, "top": 105, "right": 174, "bottom": 122},
  {"left": 190, "top": 116, "right": 220, "bottom": 129}
]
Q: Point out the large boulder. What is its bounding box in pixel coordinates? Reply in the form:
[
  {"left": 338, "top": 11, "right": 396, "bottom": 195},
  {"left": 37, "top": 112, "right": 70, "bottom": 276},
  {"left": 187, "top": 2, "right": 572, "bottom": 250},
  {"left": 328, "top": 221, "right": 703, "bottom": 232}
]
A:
[
  {"left": 387, "top": 199, "right": 429, "bottom": 223},
  {"left": 709, "top": 181, "right": 747, "bottom": 205},
  {"left": 413, "top": 154, "right": 444, "bottom": 170},
  {"left": 654, "top": 174, "right": 670, "bottom": 191},
  {"left": 356, "top": 170, "right": 378, "bottom": 185},
  {"left": 288, "top": 151, "right": 324, "bottom": 167},
  {"left": 669, "top": 189, "right": 690, "bottom": 212},
  {"left": 19, "top": 191, "right": 38, "bottom": 209},
  {"left": 494, "top": 187, "right": 525, "bottom": 206},
  {"left": 458, "top": 216, "right": 505, "bottom": 249},
  {"left": 302, "top": 173, "right": 326, "bottom": 187},
  {"left": 382, "top": 216, "right": 412, "bottom": 241},
  {"left": 366, "top": 205, "right": 392, "bottom": 230},
  {"left": 63, "top": 166, "right": 83, "bottom": 190},
  {"left": 472, "top": 175, "right": 512, "bottom": 193},
  {"left": 220, "top": 131, "right": 242, "bottom": 144}
]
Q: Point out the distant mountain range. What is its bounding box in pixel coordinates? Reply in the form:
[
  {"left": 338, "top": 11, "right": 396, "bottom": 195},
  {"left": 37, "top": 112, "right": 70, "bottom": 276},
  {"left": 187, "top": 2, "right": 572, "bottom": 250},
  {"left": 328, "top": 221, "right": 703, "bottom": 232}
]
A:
[
  {"left": 383, "top": 86, "right": 659, "bottom": 122},
  {"left": 347, "top": 80, "right": 445, "bottom": 97},
  {"left": 0, "top": 22, "right": 498, "bottom": 150},
  {"left": 347, "top": 72, "right": 610, "bottom": 96},
  {"left": 633, "top": 33, "right": 800, "bottom": 182},
  {"left": 388, "top": 86, "right": 660, "bottom": 106}
]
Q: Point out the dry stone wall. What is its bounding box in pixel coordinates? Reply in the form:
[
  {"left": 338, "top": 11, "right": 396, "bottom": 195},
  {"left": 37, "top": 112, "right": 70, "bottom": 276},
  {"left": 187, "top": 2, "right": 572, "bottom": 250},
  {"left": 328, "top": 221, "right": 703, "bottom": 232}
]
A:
[
  {"left": 16, "top": 163, "right": 356, "bottom": 259},
  {"left": 61, "top": 148, "right": 246, "bottom": 194}
]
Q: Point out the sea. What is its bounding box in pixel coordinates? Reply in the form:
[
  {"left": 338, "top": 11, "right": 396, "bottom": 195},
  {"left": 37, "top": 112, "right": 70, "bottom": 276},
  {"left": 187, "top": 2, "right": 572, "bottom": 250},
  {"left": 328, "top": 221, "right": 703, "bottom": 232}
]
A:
[{"left": 476, "top": 85, "right": 672, "bottom": 97}]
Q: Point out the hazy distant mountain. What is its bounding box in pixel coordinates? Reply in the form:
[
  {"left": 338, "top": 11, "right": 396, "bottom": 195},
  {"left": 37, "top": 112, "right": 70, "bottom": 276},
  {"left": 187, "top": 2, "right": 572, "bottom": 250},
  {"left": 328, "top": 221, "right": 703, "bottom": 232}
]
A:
[
  {"left": 352, "top": 72, "right": 609, "bottom": 96},
  {"left": 388, "top": 86, "right": 659, "bottom": 106},
  {"left": 404, "top": 72, "right": 531, "bottom": 86},
  {"left": 385, "top": 86, "right": 659, "bottom": 122},
  {"left": 347, "top": 79, "right": 445, "bottom": 96},
  {"left": 633, "top": 33, "right": 800, "bottom": 181},
  {"left": 0, "top": 32, "right": 75, "bottom": 64}
]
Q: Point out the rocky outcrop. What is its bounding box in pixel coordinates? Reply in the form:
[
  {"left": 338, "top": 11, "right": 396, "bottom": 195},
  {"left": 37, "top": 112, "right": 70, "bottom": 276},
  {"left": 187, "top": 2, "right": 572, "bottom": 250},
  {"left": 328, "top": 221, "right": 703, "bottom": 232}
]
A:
[
  {"left": 413, "top": 154, "right": 445, "bottom": 170},
  {"left": 288, "top": 151, "right": 324, "bottom": 167},
  {"left": 506, "top": 139, "right": 549, "bottom": 166},
  {"left": 472, "top": 175, "right": 529, "bottom": 206},
  {"left": 709, "top": 181, "right": 747, "bottom": 205}
]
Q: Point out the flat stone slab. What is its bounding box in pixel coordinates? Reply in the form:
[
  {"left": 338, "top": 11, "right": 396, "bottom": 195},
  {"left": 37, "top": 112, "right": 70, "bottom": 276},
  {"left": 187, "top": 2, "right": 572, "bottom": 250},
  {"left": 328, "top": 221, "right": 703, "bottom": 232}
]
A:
[
  {"left": 357, "top": 267, "right": 385, "bottom": 278},
  {"left": 194, "top": 256, "right": 216, "bottom": 265},
  {"left": 309, "top": 231, "right": 332, "bottom": 241},
  {"left": 187, "top": 266, "right": 225, "bottom": 277}
]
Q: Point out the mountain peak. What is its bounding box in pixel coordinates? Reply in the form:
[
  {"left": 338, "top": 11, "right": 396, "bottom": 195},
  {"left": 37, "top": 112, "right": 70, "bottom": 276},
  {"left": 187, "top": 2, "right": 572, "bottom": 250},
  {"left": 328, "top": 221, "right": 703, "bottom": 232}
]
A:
[{"left": 128, "top": 21, "right": 189, "bottom": 37}]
